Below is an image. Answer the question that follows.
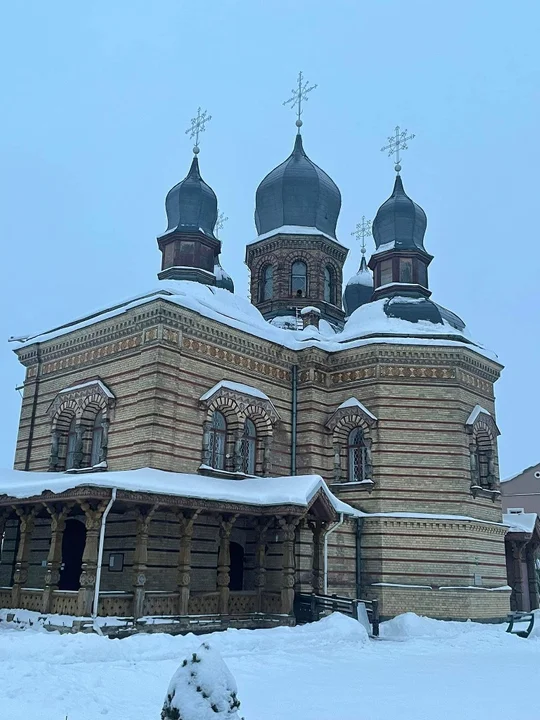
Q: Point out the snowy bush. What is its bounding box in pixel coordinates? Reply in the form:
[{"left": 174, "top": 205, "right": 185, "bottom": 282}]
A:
[{"left": 161, "top": 642, "right": 244, "bottom": 720}]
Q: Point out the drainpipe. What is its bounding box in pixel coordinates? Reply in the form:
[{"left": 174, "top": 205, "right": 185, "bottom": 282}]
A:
[
  {"left": 290, "top": 364, "right": 298, "bottom": 475},
  {"left": 24, "top": 342, "right": 41, "bottom": 471},
  {"left": 323, "top": 512, "right": 344, "bottom": 594},
  {"left": 92, "top": 488, "right": 117, "bottom": 630},
  {"left": 355, "top": 517, "right": 364, "bottom": 599}
]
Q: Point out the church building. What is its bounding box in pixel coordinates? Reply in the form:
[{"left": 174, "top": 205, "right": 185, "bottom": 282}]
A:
[{"left": 0, "top": 93, "right": 512, "bottom": 631}]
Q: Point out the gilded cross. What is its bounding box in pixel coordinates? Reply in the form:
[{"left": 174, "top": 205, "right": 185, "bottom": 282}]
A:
[
  {"left": 381, "top": 125, "right": 415, "bottom": 172},
  {"left": 215, "top": 211, "right": 228, "bottom": 238},
  {"left": 283, "top": 71, "right": 317, "bottom": 130},
  {"left": 185, "top": 107, "right": 212, "bottom": 154},
  {"left": 351, "top": 216, "right": 372, "bottom": 256}
]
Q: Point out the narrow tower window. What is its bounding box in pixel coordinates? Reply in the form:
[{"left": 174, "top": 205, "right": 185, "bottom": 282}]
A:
[
  {"left": 209, "top": 411, "right": 227, "bottom": 470},
  {"left": 90, "top": 411, "right": 103, "bottom": 466},
  {"left": 291, "top": 261, "right": 307, "bottom": 297},
  {"left": 400, "top": 258, "right": 413, "bottom": 283},
  {"left": 241, "top": 419, "right": 257, "bottom": 475},
  {"left": 260, "top": 265, "right": 273, "bottom": 301},
  {"left": 347, "top": 427, "right": 368, "bottom": 482},
  {"left": 66, "top": 417, "right": 78, "bottom": 470},
  {"left": 324, "top": 266, "right": 334, "bottom": 303}
]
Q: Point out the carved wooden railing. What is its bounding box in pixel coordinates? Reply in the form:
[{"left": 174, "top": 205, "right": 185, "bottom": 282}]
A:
[
  {"left": 51, "top": 590, "right": 79, "bottom": 616},
  {"left": 142, "top": 591, "right": 179, "bottom": 616},
  {"left": 261, "top": 592, "right": 282, "bottom": 614},
  {"left": 0, "top": 587, "right": 12, "bottom": 608},
  {"left": 97, "top": 592, "right": 134, "bottom": 617},
  {"left": 19, "top": 589, "right": 43, "bottom": 612},
  {"left": 187, "top": 592, "right": 219, "bottom": 615},
  {"left": 229, "top": 591, "right": 257, "bottom": 615}
]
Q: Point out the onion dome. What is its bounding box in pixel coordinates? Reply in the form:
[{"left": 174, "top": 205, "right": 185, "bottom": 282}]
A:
[
  {"left": 384, "top": 296, "right": 466, "bottom": 329},
  {"left": 214, "top": 259, "right": 235, "bottom": 293},
  {"left": 343, "top": 254, "right": 373, "bottom": 316},
  {"left": 254, "top": 134, "right": 341, "bottom": 238},
  {"left": 162, "top": 156, "right": 218, "bottom": 239},
  {"left": 372, "top": 175, "right": 427, "bottom": 251}
]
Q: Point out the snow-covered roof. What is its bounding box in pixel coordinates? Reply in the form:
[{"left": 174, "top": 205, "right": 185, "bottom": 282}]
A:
[
  {"left": 365, "top": 511, "right": 507, "bottom": 527},
  {"left": 254, "top": 225, "right": 339, "bottom": 244},
  {"left": 466, "top": 405, "right": 492, "bottom": 426},
  {"left": 300, "top": 306, "right": 321, "bottom": 316},
  {"left": 59, "top": 379, "right": 115, "bottom": 398},
  {"left": 503, "top": 512, "right": 538, "bottom": 534},
  {"left": 346, "top": 270, "right": 373, "bottom": 287},
  {"left": 200, "top": 381, "right": 270, "bottom": 403},
  {"left": 0, "top": 467, "right": 358, "bottom": 516},
  {"left": 337, "top": 397, "right": 377, "bottom": 420},
  {"left": 14, "top": 281, "right": 497, "bottom": 361}
]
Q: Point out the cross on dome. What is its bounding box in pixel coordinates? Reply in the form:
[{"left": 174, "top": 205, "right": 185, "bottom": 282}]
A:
[
  {"left": 381, "top": 125, "right": 415, "bottom": 173},
  {"left": 215, "top": 211, "right": 228, "bottom": 238},
  {"left": 283, "top": 71, "right": 318, "bottom": 131},
  {"left": 185, "top": 107, "right": 212, "bottom": 155},
  {"left": 351, "top": 216, "right": 373, "bottom": 256}
]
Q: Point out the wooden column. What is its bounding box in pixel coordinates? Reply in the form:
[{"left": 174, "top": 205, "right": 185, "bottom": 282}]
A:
[
  {"left": 42, "top": 504, "right": 70, "bottom": 613},
  {"left": 217, "top": 514, "right": 237, "bottom": 615},
  {"left": 308, "top": 519, "right": 324, "bottom": 595},
  {"left": 278, "top": 516, "right": 301, "bottom": 615},
  {"left": 175, "top": 509, "right": 200, "bottom": 615},
  {"left": 510, "top": 541, "right": 526, "bottom": 611},
  {"left": 77, "top": 501, "right": 107, "bottom": 617},
  {"left": 11, "top": 507, "right": 36, "bottom": 608},
  {"left": 132, "top": 505, "right": 157, "bottom": 619},
  {"left": 254, "top": 519, "right": 272, "bottom": 612}
]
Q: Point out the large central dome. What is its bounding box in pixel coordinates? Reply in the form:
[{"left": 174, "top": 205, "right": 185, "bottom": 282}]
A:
[{"left": 254, "top": 134, "right": 341, "bottom": 239}]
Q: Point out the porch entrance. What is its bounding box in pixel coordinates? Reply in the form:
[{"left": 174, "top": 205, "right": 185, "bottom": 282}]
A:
[{"left": 58, "top": 519, "right": 86, "bottom": 591}]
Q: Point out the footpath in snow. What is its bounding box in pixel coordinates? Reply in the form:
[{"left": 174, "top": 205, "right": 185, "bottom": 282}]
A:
[{"left": 0, "top": 611, "right": 539, "bottom": 720}]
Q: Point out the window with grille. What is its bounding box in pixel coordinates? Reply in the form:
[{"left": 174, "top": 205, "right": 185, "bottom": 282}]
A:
[
  {"left": 209, "top": 411, "right": 227, "bottom": 470},
  {"left": 66, "top": 417, "right": 77, "bottom": 470},
  {"left": 241, "top": 419, "right": 257, "bottom": 475},
  {"left": 324, "top": 266, "right": 333, "bottom": 303},
  {"left": 347, "top": 427, "right": 368, "bottom": 482},
  {"left": 291, "top": 261, "right": 307, "bottom": 297},
  {"left": 90, "top": 411, "right": 103, "bottom": 466}
]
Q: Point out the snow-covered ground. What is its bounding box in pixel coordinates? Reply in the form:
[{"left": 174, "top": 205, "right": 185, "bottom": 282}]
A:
[{"left": 0, "top": 612, "right": 538, "bottom": 719}]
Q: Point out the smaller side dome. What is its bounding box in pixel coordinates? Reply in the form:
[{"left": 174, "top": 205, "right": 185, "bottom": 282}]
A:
[
  {"left": 372, "top": 175, "right": 427, "bottom": 251},
  {"left": 343, "top": 255, "right": 373, "bottom": 316},
  {"left": 163, "top": 157, "right": 218, "bottom": 238},
  {"left": 214, "top": 260, "right": 234, "bottom": 293}
]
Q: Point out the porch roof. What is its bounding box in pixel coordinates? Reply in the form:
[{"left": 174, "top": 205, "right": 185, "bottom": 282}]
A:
[{"left": 0, "top": 467, "right": 360, "bottom": 518}]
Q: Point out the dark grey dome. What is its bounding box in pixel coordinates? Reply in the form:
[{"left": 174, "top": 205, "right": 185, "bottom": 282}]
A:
[
  {"left": 162, "top": 156, "right": 217, "bottom": 238},
  {"left": 214, "top": 260, "right": 235, "bottom": 293},
  {"left": 255, "top": 134, "right": 341, "bottom": 238},
  {"left": 372, "top": 175, "right": 427, "bottom": 251},
  {"left": 343, "top": 256, "right": 373, "bottom": 316},
  {"left": 385, "top": 296, "right": 466, "bottom": 330}
]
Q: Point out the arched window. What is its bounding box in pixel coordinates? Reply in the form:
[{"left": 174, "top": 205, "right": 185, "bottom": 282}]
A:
[
  {"left": 324, "top": 266, "right": 334, "bottom": 303},
  {"left": 347, "top": 427, "right": 368, "bottom": 482},
  {"left": 66, "top": 417, "right": 78, "bottom": 470},
  {"left": 209, "top": 411, "right": 227, "bottom": 470},
  {"left": 90, "top": 411, "right": 103, "bottom": 466},
  {"left": 471, "top": 435, "right": 494, "bottom": 488},
  {"left": 241, "top": 419, "right": 257, "bottom": 475},
  {"left": 260, "top": 265, "right": 273, "bottom": 301},
  {"left": 291, "top": 261, "right": 307, "bottom": 298}
]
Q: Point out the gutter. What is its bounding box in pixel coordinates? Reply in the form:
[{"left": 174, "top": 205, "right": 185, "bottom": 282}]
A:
[
  {"left": 291, "top": 364, "right": 298, "bottom": 475},
  {"left": 92, "top": 488, "right": 117, "bottom": 633},
  {"left": 323, "top": 512, "right": 344, "bottom": 594}
]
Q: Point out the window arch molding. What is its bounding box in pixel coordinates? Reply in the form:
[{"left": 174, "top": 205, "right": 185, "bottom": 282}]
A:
[
  {"left": 48, "top": 380, "right": 115, "bottom": 472},
  {"left": 200, "top": 381, "right": 280, "bottom": 476},
  {"left": 326, "top": 398, "right": 377, "bottom": 484},
  {"left": 465, "top": 405, "right": 500, "bottom": 494}
]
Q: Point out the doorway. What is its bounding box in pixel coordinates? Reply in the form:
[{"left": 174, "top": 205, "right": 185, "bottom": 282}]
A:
[
  {"left": 229, "top": 542, "right": 244, "bottom": 591},
  {"left": 58, "top": 519, "right": 86, "bottom": 590}
]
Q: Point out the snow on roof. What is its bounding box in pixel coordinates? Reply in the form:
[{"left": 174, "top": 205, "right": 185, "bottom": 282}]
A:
[
  {"left": 254, "top": 225, "right": 339, "bottom": 244},
  {"left": 59, "top": 379, "right": 115, "bottom": 398},
  {"left": 364, "top": 511, "right": 506, "bottom": 527},
  {"left": 346, "top": 271, "right": 373, "bottom": 287},
  {"left": 503, "top": 512, "right": 538, "bottom": 534},
  {"left": 300, "top": 306, "right": 321, "bottom": 315},
  {"left": 337, "top": 397, "right": 377, "bottom": 420},
  {"left": 466, "top": 404, "right": 492, "bottom": 426},
  {"left": 200, "top": 380, "right": 270, "bottom": 402},
  {"left": 14, "top": 281, "right": 497, "bottom": 362},
  {"left": 0, "top": 467, "right": 359, "bottom": 516},
  {"left": 371, "top": 241, "right": 395, "bottom": 256}
]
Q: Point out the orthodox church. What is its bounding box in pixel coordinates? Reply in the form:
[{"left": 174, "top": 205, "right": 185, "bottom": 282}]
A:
[{"left": 0, "top": 95, "right": 515, "bottom": 631}]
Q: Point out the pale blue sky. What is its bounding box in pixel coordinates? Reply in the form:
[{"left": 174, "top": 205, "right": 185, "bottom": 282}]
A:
[{"left": 0, "top": 0, "right": 538, "bottom": 478}]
